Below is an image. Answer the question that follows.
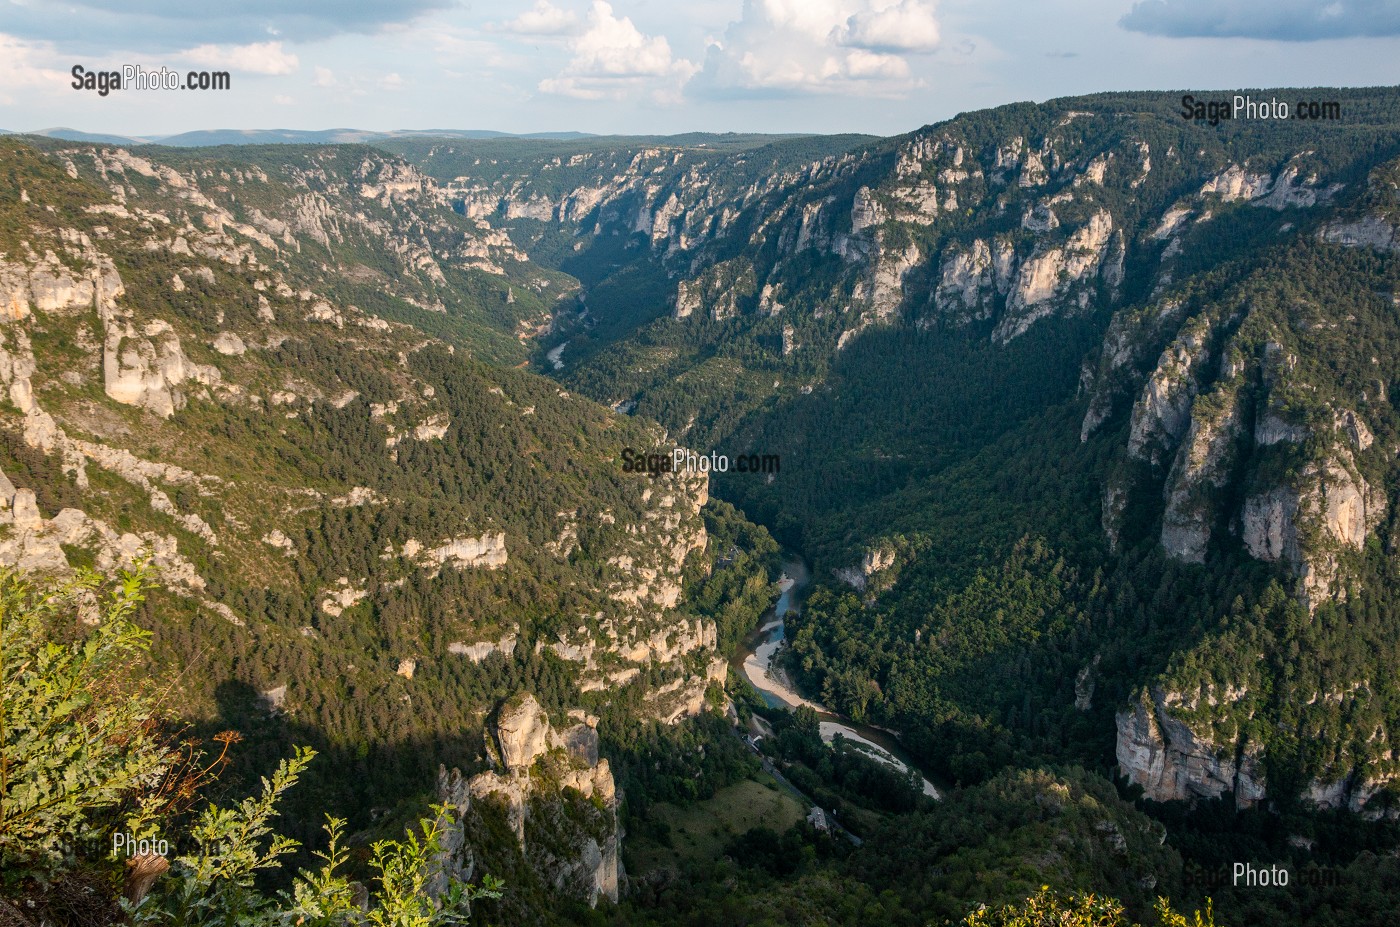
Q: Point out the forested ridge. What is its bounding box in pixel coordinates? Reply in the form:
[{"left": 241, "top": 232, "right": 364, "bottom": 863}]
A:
[{"left": 6, "top": 88, "right": 1400, "bottom": 926}]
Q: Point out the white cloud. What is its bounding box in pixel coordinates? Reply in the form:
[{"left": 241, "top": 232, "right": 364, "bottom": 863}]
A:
[
  {"left": 381, "top": 72, "right": 404, "bottom": 89},
  {"left": 181, "top": 41, "right": 299, "bottom": 76},
  {"left": 273, "top": 93, "right": 295, "bottom": 105},
  {"left": 694, "top": 0, "right": 937, "bottom": 96},
  {"left": 836, "top": 0, "right": 940, "bottom": 52},
  {"left": 539, "top": 1, "right": 696, "bottom": 100},
  {"left": 313, "top": 66, "right": 337, "bottom": 87},
  {"left": 840, "top": 48, "right": 912, "bottom": 79},
  {"left": 497, "top": 0, "right": 581, "bottom": 36},
  {"left": 0, "top": 33, "right": 69, "bottom": 107}
]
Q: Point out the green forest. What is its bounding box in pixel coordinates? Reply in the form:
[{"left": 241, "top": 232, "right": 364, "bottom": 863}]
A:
[{"left": 6, "top": 87, "right": 1400, "bottom": 926}]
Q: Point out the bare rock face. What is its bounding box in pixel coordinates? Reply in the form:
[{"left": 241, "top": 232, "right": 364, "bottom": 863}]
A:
[
  {"left": 1021, "top": 203, "right": 1059, "bottom": 232},
  {"left": 670, "top": 259, "right": 755, "bottom": 322},
  {"left": 1241, "top": 487, "right": 1303, "bottom": 564},
  {"left": 557, "top": 721, "right": 601, "bottom": 767},
  {"left": 1127, "top": 321, "right": 1211, "bottom": 464},
  {"left": 212, "top": 331, "right": 246, "bottom": 356},
  {"left": 424, "top": 532, "right": 507, "bottom": 569},
  {"left": 1074, "top": 655, "right": 1100, "bottom": 711},
  {"left": 1158, "top": 385, "right": 1243, "bottom": 564},
  {"left": 868, "top": 240, "right": 920, "bottom": 319},
  {"left": 467, "top": 693, "right": 623, "bottom": 907},
  {"left": 1080, "top": 301, "right": 1181, "bottom": 442},
  {"left": 1100, "top": 480, "right": 1128, "bottom": 552},
  {"left": 1116, "top": 689, "right": 1264, "bottom": 808},
  {"left": 1305, "top": 764, "right": 1400, "bottom": 819},
  {"left": 104, "top": 322, "right": 220, "bottom": 418},
  {"left": 448, "top": 633, "right": 518, "bottom": 662},
  {"left": 0, "top": 479, "right": 205, "bottom": 590},
  {"left": 1241, "top": 452, "right": 1383, "bottom": 605},
  {"left": 428, "top": 767, "right": 476, "bottom": 899},
  {"left": 994, "top": 209, "right": 1113, "bottom": 344},
  {"left": 1199, "top": 165, "right": 1272, "bottom": 202},
  {"left": 319, "top": 579, "right": 366, "bottom": 617},
  {"left": 934, "top": 239, "right": 994, "bottom": 321},
  {"left": 834, "top": 544, "right": 895, "bottom": 592},
  {"left": 1321, "top": 215, "right": 1399, "bottom": 251},
  {"left": 1254, "top": 411, "right": 1307, "bottom": 446},
  {"left": 495, "top": 694, "right": 552, "bottom": 771},
  {"left": 0, "top": 234, "right": 124, "bottom": 321},
  {"left": 1257, "top": 166, "right": 1341, "bottom": 210},
  {"left": 850, "top": 186, "right": 886, "bottom": 233},
  {"left": 673, "top": 279, "right": 701, "bottom": 319}
]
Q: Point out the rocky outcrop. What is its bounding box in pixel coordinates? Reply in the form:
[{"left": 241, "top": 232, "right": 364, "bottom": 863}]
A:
[
  {"left": 424, "top": 532, "right": 508, "bottom": 569},
  {"left": 1306, "top": 772, "right": 1400, "bottom": 820},
  {"left": 1075, "top": 655, "right": 1100, "bottom": 711},
  {"left": 105, "top": 320, "right": 220, "bottom": 418},
  {"left": 212, "top": 332, "right": 246, "bottom": 356},
  {"left": 866, "top": 240, "right": 920, "bottom": 319},
  {"left": 1321, "top": 215, "right": 1400, "bottom": 252},
  {"left": 1199, "top": 165, "right": 1272, "bottom": 202},
  {"left": 494, "top": 694, "right": 553, "bottom": 770},
  {"left": 834, "top": 544, "right": 895, "bottom": 592},
  {"left": 1126, "top": 320, "right": 1211, "bottom": 465},
  {"left": 2, "top": 233, "right": 224, "bottom": 421},
  {"left": 0, "top": 483, "right": 204, "bottom": 591},
  {"left": 994, "top": 210, "right": 1113, "bottom": 344},
  {"left": 0, "top": 233, "right": 124, "bottom": 321},
  {"left": 1116, "top": 689, "right": 1264, "bottom": 808},
  {"left": 319, "top": 579, "right": 366, "bottom": 617},
  {"left": 449, "top": 633, "right": 518, "bottom": 662},
  {"left": 1158, "top": 384, "right": 1243, "bottom": 564},
  {"left": 671, "top": 259, "right": 755, "bottom": 321},
  {"left": 933, "top": 239, "right": 994, "bottom": 322},
  {"left": 1241, "top": 449, "right": 1383, "bottom": 604},
  {"left": 1257, "top": 166, "right": 1342, "bottom": 210},
  {"left": 1022, "top": 203, "right": 1059, "bottom": 232},
  {"left": 850, "top": 187, "right": 886, "bottom": 234},
  {"left": 1106, "top": 293, "right": 1385, "bottom": 600},
  {"left": 466, "top": 694, "right": 622, "bottom": 907},
  {"left": 1080, "top": 299, "right": 1188, "bottom": 443}
]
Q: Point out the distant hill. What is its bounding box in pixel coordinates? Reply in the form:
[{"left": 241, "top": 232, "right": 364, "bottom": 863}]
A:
[
  {"left": 10, "top": 126, "right": 830, "bottom": 149},
  {"left": 23, "top": 127, "right": 152, "bottom": 145},
  {"left": 142, "top": 128, "right": 598, "bottom": 146}
]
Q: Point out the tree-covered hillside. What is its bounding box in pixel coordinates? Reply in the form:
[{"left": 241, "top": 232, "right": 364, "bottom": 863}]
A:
[{"left": 7, "top": 88, "right": 1400, "bottom": 926}]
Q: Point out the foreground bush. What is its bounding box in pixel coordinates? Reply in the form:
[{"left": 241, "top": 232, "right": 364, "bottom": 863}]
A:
[{"left": 0, "top": 568, "right": 499, "bottom": 925}]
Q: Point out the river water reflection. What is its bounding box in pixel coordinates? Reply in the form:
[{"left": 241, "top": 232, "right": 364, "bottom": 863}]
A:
[{"left": 734, "top": 560, "right": 942, "bottom": 799}]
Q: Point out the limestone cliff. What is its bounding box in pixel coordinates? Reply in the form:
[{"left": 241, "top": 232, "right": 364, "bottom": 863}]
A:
[
  {"left": 994, "top": 209, "right": 1114, "bottom": 344},
  {"left": 1116, "top": 689, "right": 1265, "bottom": 809},
  {"left": 456, "top": 694, "right": 623, "bottom": 907},
  {"left": 0, "top": 138, "right": 755, "bottom": 830},
  {"left": 1098, "top": 285, "right": 1387, "bottom": 605},
  {"left": 1091, "top": 153, "right": 1400, "bottom": 812}
]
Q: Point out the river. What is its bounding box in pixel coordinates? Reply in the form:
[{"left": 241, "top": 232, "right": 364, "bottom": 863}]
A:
[{"left": 733, "top": 560, "right": 942, "bottom": 799}]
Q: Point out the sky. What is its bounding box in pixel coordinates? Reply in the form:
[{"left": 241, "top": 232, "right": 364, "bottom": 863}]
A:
[{"left": 2, "top": 0, "right": 1399, "bottom": 138}]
